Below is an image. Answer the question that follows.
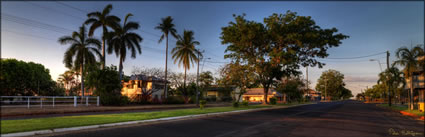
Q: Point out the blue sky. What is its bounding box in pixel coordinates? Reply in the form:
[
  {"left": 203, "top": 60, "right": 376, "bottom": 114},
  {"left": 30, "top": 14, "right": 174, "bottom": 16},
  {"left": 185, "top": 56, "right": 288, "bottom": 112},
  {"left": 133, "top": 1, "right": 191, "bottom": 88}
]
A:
[{"left": 2, "top": 1, "right": 424, "bottom": 96}]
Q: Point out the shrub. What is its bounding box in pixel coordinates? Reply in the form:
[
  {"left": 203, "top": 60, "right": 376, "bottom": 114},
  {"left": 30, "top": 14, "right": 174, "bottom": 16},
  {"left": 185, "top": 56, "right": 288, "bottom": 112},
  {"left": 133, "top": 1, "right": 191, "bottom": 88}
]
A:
[
  {"left": 206, "top": 96, "right": 217, "bottom": 102},
  {"left": 242, "top": 100, "right": 249, "bottom": 106},
  {"left": 85, "top": 66, "right": 125, "bottom": 106},
  {"left": 270, "top": 97, "right": 277, "bottom": 105},
  {"left": 165, "top": 96, "right": 185, "bottom": 104},
  {"left": 232, "top": 102, "right": 239, "bottom": 108},
  {"left": 199, "top": 100, "right": 207, "bottom": 109},
  {"left": 100, "top": 93, "right": 129, "bottom": 106}
]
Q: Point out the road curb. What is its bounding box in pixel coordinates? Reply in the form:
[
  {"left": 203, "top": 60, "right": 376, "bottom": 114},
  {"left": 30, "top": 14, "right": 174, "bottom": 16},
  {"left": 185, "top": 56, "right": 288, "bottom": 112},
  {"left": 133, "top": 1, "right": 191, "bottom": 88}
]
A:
[
  {"left": 1, "top": 103, "right": 313, "bottom": 137},
  {"left": 376, "top": 104, "right": 424, "bottom": 121}
]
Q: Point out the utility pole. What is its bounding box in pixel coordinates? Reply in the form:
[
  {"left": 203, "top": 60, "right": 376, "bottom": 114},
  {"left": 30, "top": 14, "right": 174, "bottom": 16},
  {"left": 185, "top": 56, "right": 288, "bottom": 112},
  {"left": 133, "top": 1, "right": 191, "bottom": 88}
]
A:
[
  {"left": 196, "top": 50, "right": 204, "bottom": 106},
  {"left": 325, "top": 76, "right": 327, "bottom": 102},
  {"left": 387, "top": 51, "right": 391, "bottom": 106}
]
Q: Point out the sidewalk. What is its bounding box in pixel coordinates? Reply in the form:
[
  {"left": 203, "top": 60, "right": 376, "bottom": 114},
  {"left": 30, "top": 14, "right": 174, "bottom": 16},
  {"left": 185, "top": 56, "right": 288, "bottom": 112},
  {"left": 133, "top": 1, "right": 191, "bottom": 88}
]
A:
[{"left": 1, "top": 103, "right": 230, "bottom": 118}]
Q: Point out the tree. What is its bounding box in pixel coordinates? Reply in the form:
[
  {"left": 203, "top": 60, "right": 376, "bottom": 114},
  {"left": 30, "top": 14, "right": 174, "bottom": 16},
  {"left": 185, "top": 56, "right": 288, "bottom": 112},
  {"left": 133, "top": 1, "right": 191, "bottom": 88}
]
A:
[
  {"left": 171, "top": 30, "right": 201, "bottom": 99},
  {"left": 393, "top": 45, "right": 424, "bottom": 110},
  {"left": 0, "top": 59, "right": 63, "bottom": 96},
  {"left": 221, "top": 11, "right": 348, "bottom": 104},
  {"left": 199, "top": 71, "right": 215, "bottom": 96},
  {"left": 107, "top": 13, "right": 142, "bottom": 84},
  {"left": 155, "top": 16, "right": 179, "bottom": 99},
  {"left": 275, "top": 76, "right": 305, "bottom": 103},
  {"left": 58, "top": 25, "right": 102, "bottom": 98},
  {"left": 378, "top": 64, "right": 406, "bottom": 106},
  {"left": 85, "top": 65, "right": 127, "bottom": 105},
  {"left": 315, "top": 69, "right": 350, "bottom": 100},
  {"left": 57, "top": 70, "right": 76, "bottom": 95},
  {"left": 219, "top": 62, "right": 256, "bottom": 103},
  {"left": 85, "top": 4, "right": 121, "bottom": 69}
]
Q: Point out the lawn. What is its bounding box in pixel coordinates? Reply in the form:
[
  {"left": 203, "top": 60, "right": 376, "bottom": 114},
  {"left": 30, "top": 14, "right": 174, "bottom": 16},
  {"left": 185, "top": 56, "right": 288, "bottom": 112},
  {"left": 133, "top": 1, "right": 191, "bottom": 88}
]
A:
[
  {"left": 378, "top": 104, "right": 424, "bottom": 117},
  {"left": 1, "top": 105, "right": 272, "bottom": 134}
]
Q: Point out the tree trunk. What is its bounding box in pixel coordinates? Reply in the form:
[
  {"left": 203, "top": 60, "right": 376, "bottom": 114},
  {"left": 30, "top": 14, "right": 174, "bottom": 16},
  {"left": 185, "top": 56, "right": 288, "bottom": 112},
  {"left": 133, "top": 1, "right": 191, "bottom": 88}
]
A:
[
  {"left": 101, "top": 27, "right": 107, "bottom": 70},
  {"left": 80, "top": 63, "right": 84, "bottom": 104},
  {"left": 263, "top": 83, "right": 269, "bottom": 105},
  {"left": 164, "top": 35, "right": 168, "bottom": 99},
  {"left": 184, "top": 68, "right": 187, "bottom": 103},
  {"left": 119, "top": 56, "right": 124, "bottom": 85}
]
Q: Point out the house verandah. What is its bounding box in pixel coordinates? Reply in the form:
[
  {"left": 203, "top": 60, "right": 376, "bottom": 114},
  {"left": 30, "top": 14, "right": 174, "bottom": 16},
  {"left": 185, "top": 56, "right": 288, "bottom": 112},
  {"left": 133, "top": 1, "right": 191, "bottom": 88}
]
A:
[{"left": 121, "top": 74, "right": 167, "bottom": 102}]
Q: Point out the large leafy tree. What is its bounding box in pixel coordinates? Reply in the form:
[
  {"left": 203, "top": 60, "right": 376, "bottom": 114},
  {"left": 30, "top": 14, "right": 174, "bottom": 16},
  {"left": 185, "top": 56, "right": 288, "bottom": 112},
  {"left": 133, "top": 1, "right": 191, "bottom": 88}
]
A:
[
  {"left": 155, "top": 16, "right": 178, "bottom": 98},
  {"left": 59, "top": 25, "right": 102, "bottom": 97},
  {"left": 107, "top": 13, "right": 142, "bottom": 83},
  {"left": 0, "top": 59, "right": 63, "bottom": 96},
  {"left": 85, "top": 4, "right": 121, "bottom": 69},
  {"left": 85, "top": 65, "right": 126, "bottom": 105},
  {"left": 315, "top": 69, "right": 349, "bottom": 100},
  {"left": 275, "top": 76, "right": 306, "bottom": 103},
  {"left": 221, "top": 11, "right": 348, "bottom": 104},
  {"left": 393, "top": 45, "right": 424, "bottom": 110},
  {"left": 171, "top": 30, "right": 201, "bottom": 99}
]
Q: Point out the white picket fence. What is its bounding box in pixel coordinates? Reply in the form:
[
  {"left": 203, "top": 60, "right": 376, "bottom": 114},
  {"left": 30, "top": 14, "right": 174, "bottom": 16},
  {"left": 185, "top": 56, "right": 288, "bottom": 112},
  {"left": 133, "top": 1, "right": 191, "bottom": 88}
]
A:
[{"left": 0, "top": 96, "right": 100, "bottom": 108}]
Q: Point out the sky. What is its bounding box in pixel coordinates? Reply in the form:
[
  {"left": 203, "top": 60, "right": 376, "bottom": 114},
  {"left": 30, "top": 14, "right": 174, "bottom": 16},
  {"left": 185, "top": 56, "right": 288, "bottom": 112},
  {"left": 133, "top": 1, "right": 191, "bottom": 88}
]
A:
[{"left": 2, "top": 1, "right": 424, "bottom": 96}]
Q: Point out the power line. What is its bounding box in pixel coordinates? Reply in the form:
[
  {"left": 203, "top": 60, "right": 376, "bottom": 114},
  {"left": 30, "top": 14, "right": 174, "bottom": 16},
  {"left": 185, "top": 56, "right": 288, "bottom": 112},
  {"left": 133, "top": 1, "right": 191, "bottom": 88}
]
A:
[
  {"left": 26, "top": 1, "right": 86, "bottom": 21},
  {"left": 325, "top": 52, "right": 387, "bottom": 59},
  {"left": 3, "top": 29, "right": 57, "bottom": 41},
  {"left": 2, "top": 13, "right": 73, "bottom": 34},
  {"left": 55, "top": 1, "right": 89, "bottom": 14}
]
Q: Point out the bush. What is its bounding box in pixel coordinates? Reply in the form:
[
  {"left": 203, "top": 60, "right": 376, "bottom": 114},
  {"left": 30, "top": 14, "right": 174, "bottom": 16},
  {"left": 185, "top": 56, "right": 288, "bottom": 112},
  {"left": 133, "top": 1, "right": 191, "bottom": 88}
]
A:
[
  {"left": 220, "top": 96, "right": 233, "bottom": 102},
  {"left": 270, "top": 97, "right": 277, "bottom": 105},
  {"left": 100, "top": 93, "right": 129, "bottom": 106},
  {"left": 165, "top": 96, "right": 185, "bottom": 104},
  {"left": 206, "top": 96, "right": 217, "bottom": 102},
  {"left": 199, "top": 100, "right": 206, "bottom": 109},
  {"left": 242, "top": 100, "right": 249, "bottom": 106},
  {"left": 232, "top": 102, "right": 239, "bottom": 108}
]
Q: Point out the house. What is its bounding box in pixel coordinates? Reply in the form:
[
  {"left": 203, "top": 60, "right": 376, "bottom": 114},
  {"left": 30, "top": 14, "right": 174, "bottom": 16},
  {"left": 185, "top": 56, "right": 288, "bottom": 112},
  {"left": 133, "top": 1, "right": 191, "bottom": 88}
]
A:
[
  {"left": 305, "top": 89, "right": 321, "bottom": 101},
  {"left": 241, "top": 88, "right": 283, "bottom": 103},
  {"left": 121, "top": 74, "right": 167, "bottom": 101},
  {"left": 203, "top": 85, "right": 234, "bottom": 101}
]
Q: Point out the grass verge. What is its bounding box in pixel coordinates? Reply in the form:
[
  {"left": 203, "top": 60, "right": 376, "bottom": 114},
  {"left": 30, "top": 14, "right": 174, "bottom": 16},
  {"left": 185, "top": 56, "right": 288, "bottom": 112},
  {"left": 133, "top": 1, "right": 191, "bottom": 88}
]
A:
[
  {"left": 1, "top": 102, "right": 311, "bottom": 134},
  {"left": 377, "top": 104, "right": 424, "bottom": 117},
  {"left": 2, "top": 105, "right": 270, "bottom": 134}
]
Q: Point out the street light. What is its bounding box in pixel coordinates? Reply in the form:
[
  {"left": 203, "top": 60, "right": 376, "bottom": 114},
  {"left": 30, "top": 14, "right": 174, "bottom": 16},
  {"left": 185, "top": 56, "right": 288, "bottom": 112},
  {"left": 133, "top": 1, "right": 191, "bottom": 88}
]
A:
[{"left": 369, "top": 59, "right": 383, "bottom": 72}]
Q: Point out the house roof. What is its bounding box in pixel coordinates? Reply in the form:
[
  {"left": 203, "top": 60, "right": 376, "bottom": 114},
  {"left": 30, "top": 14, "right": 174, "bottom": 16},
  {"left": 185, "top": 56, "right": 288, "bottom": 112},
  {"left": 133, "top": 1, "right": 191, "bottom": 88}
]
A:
[
  {"left": 130, "top": 74, "right": 168, "bottom": 83},
  {"left": 244, "top": 88, "right": 282, "bottom": 96}
]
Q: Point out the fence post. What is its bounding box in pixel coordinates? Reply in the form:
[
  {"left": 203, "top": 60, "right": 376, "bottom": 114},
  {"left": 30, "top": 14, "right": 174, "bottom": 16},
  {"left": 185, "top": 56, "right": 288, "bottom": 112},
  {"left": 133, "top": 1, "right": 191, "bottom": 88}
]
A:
[
  {"left": 40, "top": 97, "right": 43, "bottom": 108},
  {"left": 74, "top": 96, "right": 77, "bottom": 107},
  {"left": 27, "top": 97, "right": 30, "bottom": 109},
  {"left": 53, "top": 97, "right": 55, "bottom": 108},
  {"left": 86, "top": 96, "right": 89, "bottom": 106},
  {"left": 97, "top": 96, "right": 100, "bottom": 106}
]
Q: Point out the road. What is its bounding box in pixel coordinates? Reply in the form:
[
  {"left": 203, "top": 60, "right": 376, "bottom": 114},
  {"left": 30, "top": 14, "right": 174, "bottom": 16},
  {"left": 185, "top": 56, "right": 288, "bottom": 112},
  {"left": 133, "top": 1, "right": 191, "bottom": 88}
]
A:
[{"left": 38, "top": 100, "right": 424, "bottom": 137}]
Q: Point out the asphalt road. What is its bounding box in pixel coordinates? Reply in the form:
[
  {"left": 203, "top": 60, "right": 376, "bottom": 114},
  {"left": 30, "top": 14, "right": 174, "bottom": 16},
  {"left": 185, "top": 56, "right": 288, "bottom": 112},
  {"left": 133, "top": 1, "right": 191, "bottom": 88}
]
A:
[{"left": 38, "top": 100, "right": 424, "bottom": 137}]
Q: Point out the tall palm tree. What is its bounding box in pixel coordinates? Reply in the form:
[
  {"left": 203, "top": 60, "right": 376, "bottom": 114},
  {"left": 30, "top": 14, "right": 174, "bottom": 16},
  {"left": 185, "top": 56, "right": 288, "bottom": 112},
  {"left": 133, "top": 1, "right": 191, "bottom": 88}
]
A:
[
  {"left": 171, "top": 30, "right": 201, "bottom": 99},
  {"left": 59, "top": 25, "right": 102, "bottom": 98},
  {"left": 155, "top": 16, "right": 178, "bottom": 99},
  {"left": 107, "top": 13, "right": 142, "bottom": 83},
  {"left": 394, "top": 45, "right": 424, "bottom": 110},
  {"left": 85, "top": 4, "right": 120, "bottom": 69}
]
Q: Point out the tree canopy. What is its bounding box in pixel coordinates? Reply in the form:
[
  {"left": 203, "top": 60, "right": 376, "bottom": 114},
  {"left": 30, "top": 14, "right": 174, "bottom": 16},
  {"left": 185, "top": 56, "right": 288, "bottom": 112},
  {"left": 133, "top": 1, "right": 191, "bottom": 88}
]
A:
[
  {"left": 221, "top": 11, "right": 349, "bottom": 103},
  {"left": 315, "top": 69, "right": 352, "bottom": 100},
  {"left": 1, "top": 59, "right": 64, "bottom": 96}
]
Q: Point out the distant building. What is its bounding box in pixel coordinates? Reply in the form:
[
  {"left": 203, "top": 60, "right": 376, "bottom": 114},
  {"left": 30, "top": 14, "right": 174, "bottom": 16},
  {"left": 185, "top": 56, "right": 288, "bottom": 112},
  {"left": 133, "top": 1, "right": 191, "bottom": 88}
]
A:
[
  {"left": 305, "top": 89, "right": 321, "bottom": 101},
  {"left": 121, "top": 74, "right": 167, "bottom": 101},
  {"left": 242, "top": 88, "right": 283, "bottom": 103},
  {"left": 405, "top": 56, "right": 424, "bottom": 112}
]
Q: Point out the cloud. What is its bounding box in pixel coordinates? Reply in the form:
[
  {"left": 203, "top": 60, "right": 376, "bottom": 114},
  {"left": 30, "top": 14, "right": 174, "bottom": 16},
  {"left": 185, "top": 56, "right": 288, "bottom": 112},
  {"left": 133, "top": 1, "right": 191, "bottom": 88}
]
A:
[{"left": 344, "top": 76, "right": 378, "bottom": 83}]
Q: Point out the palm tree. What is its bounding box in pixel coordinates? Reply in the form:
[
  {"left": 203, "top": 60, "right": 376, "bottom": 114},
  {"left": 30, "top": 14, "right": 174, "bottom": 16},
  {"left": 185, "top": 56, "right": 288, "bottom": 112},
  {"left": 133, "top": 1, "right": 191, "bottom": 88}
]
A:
[
  {"left": 171, "top": 30, "right": 201, "bottom": 103},
  {"left": 378, "top": 65, "right": 406, "bottom": 106},
  {"left": 57, "top": 70, "right": 76, "bottom": 95},
  {"left": 394, "top": 45, "right": 424, "bottom": 110},
  {"left": 155, "top": 16, "right": 178, "bottom": 99},
  {"left": 85, "top": 4, "right": 120, "bottom": 69},
  {"left": 59, "top": 25, "right": 102, "bottom": 98},
  {"left": 107, "top": 13, "right": 142, "bottom": 83}
]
